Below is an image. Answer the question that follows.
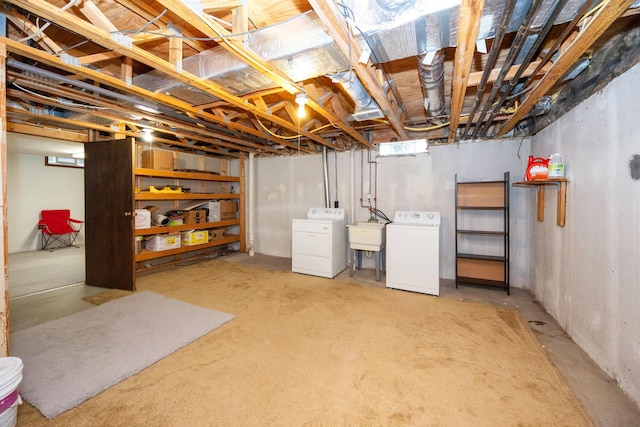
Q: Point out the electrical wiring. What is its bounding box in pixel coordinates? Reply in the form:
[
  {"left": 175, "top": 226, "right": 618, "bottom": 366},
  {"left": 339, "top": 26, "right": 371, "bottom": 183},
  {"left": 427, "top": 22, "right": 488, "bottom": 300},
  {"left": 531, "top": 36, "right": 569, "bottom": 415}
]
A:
[
  {"left": 578, "top": 0, "right": 606, "bottom": 27},
  {"left": 369, "top": 117, "right": 452, "bottom": 132},
  {"left": 17, "top": 0, "right": 81, "bottom": 43},
  {"left": 404, "top": 121, "right": 450, "bottom": 132},
  {"left": 11, "top": 82, "right": 109, "bottom": 110},
  {"left": 255, "top": 116, "right": 303, "bottom": 139},
  {"left": 124, "top": 9, "right": 168, "bottom": 37}
]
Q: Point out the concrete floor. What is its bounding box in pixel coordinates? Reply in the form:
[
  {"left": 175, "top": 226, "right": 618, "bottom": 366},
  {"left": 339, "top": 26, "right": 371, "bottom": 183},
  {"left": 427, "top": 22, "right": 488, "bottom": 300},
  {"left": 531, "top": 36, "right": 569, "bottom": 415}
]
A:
[{"left": 9, "top": 252, "right": 640, "bottom": 426}]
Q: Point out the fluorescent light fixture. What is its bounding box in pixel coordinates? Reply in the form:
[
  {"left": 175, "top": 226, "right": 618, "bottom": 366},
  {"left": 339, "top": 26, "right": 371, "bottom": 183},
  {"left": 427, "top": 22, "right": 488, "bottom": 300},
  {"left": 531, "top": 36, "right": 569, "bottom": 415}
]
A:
[
  {"left": 295, "top": 93, "right": 308, "bottom": 118},
  {"left": 72, "top": 152, "right": 85, "bottom": 159}
]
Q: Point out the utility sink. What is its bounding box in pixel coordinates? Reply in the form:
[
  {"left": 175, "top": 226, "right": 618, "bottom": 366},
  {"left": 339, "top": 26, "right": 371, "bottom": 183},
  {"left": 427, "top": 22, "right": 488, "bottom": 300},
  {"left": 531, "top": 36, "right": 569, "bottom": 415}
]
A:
[{"left": 347, "top": 222, "right": 386, "bottom": 251}]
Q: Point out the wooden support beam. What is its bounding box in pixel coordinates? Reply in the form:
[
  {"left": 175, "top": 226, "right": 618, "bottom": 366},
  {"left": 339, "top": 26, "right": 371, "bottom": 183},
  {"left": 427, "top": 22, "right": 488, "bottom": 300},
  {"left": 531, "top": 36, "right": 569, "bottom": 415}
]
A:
[
  {"left": 232, "top": 1, "right": 248, "bottom": 44},
  {"left": 6, "top": 122, "right": 89, "bottom": 142},
  {"left": 0, "top": 40, "right": 9, "bottom": 356},
  {"left": 78, "top": 0, "right": 119, "bottom": 32},
  {"left": 121, "top": 56, "right": 133, "bottom": 87},
  {"left": 201, "top": 0, "right": 243, "bottom": 13},
  {"left": 448, "top": 0, "right": 485, "bottom": 143},
  {"left": 498, "top": 0, "right": 634, "bottom": 136},
  {"left": 168, "top": 27, "right": 183, "bottom": 70}
]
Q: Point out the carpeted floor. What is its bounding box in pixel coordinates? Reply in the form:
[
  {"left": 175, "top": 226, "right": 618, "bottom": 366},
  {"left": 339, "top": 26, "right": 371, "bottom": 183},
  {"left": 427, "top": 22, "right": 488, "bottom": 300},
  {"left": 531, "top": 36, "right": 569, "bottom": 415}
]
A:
[
  {"left": 16, "top": 259, "right": 592, "bottom": 426},
  {"left": 9, "top": 246, "right": 85, "bottom": 298}
]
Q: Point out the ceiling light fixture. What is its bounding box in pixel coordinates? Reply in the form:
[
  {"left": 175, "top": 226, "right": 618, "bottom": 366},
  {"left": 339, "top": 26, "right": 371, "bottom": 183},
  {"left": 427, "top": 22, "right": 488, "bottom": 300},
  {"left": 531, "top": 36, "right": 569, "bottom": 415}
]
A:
[
  {"left": 295, "top": 93, "right": 308, "bottom": 118},
  {"left": 142, "top": 128, "right": 153, "bottom": 142}
]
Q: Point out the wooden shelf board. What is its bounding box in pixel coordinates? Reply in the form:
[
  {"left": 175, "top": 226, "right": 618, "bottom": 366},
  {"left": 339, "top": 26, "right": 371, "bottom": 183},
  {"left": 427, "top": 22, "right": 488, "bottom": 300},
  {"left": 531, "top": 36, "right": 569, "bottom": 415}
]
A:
[
  {"left": 135, "top": 192, "right": 241, "bottom": 201},
  {"left": 457, "top": 253, "right": 506, "bottom": 262},
  {"left": 134, "top": 235, "right": 240, "bottom": 262},
  {"left": 135, "top": 168, "right": 240, "bottom": 182},
  {"left": 134, "top": 219, "right": 240, "bottom": 236}
]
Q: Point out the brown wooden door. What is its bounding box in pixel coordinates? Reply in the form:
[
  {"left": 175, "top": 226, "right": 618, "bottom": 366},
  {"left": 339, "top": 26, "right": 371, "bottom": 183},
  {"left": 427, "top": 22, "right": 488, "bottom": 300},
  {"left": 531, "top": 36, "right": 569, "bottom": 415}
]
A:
[{"left": 84, "top": 138, "right": 136, "bottom": 290}]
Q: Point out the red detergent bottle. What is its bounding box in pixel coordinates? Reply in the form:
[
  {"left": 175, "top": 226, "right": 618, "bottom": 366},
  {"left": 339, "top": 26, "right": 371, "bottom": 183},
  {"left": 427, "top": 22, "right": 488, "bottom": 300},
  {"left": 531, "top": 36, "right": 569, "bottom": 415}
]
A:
[{"left": 525, "top": 156, "right": 549, "bottom": 180}]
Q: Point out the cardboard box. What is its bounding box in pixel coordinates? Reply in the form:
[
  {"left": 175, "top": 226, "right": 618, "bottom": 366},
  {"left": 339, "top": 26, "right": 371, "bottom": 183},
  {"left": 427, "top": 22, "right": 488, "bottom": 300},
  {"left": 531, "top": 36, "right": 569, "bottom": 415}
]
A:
[
  {"left": 199, "top": 201, "right": 237, "bottom": 221},
  {"left": 134, "top": 209, "right": 151, "bottom": 229},
  {"left": 141, "top": 150, "right": 174, "bottom": 171},
  {"left": 220, "top": 201, "right": 238, "bottom": 220},
  {"left": 184, "top": 209, "right": 207, "bottom": 224},
  {"left": 145, "top": 234, "right": 181, "bottom": 252},
  {"left": 210, "top": 229, "right": 225, "bottom": 241},
  {"left": 182, "top": 230, "right": 209, "bottom": 246}
]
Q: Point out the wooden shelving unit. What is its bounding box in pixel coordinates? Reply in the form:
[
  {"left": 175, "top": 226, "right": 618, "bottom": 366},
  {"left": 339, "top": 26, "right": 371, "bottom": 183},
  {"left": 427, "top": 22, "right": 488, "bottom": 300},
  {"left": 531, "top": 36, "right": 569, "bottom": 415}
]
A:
[
  {"left": 84, "top": 137, "right": 245, "bottom": 291},
  {"left": 513, "top": 178, "right": 567, "bottom": 227},
  {"left": 455, "top": 172, "right": 510, "bottom": 295},
  {"left": 134, "top": 155, "right": 245, "bottom": 272}
]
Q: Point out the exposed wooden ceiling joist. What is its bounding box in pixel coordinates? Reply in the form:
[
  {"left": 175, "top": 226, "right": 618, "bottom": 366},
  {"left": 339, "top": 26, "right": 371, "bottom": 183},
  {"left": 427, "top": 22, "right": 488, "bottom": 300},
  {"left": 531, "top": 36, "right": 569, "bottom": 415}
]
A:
[{"left": 448, "top": 0, "right": 485, "bottom": 143}]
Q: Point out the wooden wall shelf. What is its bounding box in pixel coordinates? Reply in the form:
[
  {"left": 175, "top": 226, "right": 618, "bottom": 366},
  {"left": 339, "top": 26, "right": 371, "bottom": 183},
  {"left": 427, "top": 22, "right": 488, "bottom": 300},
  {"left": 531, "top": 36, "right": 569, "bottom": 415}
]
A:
[{"left": 513, "top": 178, "right": 567, "bottom": 227}]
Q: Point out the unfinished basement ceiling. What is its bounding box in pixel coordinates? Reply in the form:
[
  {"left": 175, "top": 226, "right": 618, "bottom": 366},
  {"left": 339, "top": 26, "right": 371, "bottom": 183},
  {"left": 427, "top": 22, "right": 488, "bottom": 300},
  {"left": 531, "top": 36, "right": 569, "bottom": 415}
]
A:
[{"left": 2, "top": 0, "right": 640, "bottom": 157}]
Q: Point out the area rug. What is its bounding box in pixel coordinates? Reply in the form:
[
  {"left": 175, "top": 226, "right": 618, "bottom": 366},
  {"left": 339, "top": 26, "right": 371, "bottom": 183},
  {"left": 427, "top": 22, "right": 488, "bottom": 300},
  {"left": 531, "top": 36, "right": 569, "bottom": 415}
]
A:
[{"left": 10, "top": 291, "right": 234, "bottom": 419}]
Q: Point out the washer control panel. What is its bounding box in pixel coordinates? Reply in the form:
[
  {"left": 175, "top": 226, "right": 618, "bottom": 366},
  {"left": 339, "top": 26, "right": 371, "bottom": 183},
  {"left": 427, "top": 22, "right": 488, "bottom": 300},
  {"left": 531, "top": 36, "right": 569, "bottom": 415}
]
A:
[{"left": 392, "top": 211, "right": 440, "bottom": 226}]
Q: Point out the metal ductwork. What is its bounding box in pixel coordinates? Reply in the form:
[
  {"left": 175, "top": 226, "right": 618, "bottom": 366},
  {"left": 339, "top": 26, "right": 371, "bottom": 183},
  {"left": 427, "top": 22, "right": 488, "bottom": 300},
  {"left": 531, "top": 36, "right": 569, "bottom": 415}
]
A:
[
  {"left": 418, "top": 50, "right": 446, "bottom": 117},
  {"left": 133, "top": 11, "right": 349, "bottom": 105},
  {"left": 330, "top": 71, "right": 383, "bottom": 121}
]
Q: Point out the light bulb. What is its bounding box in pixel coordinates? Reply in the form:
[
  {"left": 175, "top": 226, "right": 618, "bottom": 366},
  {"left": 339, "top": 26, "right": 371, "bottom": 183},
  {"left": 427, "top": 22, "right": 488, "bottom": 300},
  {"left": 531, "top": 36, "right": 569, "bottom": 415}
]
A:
[{"left": 295, "top": 93, "right": 308, "bottom": 119}]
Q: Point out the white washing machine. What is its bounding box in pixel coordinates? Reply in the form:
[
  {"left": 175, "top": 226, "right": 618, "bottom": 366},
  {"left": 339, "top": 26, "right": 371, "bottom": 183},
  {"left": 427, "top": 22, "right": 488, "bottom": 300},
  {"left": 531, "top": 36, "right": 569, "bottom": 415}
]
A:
[
  {"left": 386, "top": 211, "right": 441, "bottom": 296},
  {"left": 292, "top": 208, "right": 347, "bottom": 278}
]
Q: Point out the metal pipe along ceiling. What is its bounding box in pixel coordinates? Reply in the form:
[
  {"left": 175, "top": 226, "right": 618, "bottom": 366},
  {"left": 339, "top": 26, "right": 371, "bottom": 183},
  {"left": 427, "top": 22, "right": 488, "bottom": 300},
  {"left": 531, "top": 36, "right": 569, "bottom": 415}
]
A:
[{"left": 418, "top": 50, "right": 446, "bottom": 117}]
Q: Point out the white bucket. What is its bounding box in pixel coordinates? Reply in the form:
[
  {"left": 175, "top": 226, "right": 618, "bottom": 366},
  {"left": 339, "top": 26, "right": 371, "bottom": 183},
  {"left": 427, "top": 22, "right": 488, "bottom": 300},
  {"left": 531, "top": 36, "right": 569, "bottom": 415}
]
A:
[{"left": 0, "top": 357, "right": 23, "bottom": 427}]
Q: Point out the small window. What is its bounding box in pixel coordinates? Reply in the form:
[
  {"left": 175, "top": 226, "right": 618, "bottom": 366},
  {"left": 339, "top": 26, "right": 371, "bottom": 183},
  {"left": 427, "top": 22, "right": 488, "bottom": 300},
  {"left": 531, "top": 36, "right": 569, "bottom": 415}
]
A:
[
  {"left": 378, "top": 139, "right": 428, "bottom": 157},
  {"left": 45, "top": 156, "right": 84, "bottom": 168}
]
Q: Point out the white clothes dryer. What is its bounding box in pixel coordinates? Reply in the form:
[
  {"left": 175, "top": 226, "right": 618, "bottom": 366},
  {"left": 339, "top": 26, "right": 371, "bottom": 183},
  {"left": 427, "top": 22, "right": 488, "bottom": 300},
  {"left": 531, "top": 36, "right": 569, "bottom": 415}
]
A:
[{"left": 292, "top": 208, "right": 347, "bottom": 278}]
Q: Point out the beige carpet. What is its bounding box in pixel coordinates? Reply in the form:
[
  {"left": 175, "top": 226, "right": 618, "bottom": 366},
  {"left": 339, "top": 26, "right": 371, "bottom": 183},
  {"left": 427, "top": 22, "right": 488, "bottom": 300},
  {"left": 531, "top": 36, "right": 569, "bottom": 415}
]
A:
[{"left": 17, "top": 259, "right": 592, "bottom": 426}]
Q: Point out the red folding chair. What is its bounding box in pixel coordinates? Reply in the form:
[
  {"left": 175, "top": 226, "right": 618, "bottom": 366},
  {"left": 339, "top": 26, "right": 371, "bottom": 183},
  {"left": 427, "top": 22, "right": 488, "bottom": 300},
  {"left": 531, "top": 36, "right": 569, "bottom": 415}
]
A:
[{"left": 37, "top": 210, "right": 84, "bottom": 251}]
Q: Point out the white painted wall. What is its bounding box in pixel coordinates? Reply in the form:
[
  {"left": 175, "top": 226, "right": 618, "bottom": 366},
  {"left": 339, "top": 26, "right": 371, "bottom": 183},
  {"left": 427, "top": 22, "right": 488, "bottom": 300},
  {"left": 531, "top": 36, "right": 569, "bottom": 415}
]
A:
[
  {"left": 252, "top": 139, "right": 532, "bottom": 287},
  {"left": 7, "top": 141, "right": 85, "bottom": 253},
  {"left": 532, "top": 63, "right": 640, "bottom": 406}
]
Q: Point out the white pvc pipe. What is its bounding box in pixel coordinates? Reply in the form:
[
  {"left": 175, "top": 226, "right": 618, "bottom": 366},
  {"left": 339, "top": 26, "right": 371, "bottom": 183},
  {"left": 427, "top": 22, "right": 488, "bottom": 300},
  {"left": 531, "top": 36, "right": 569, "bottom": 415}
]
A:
[
  {"left": 248, "top": 153, "right": 255, "bottom": 256},
  {"left": 350, "top": 148, "right": 356, "bottom": 224}
]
